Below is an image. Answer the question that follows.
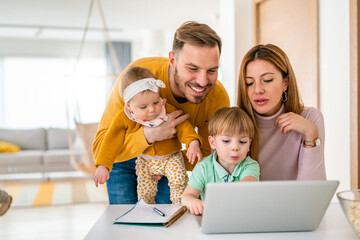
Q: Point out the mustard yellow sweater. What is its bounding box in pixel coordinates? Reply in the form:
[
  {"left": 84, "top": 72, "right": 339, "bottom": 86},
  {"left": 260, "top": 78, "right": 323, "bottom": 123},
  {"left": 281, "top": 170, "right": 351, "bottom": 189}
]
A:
[
  {"left": 92, "top": 57, "right": 230, "bottom": 170},
  {"left": 95, "top": 103, "right": 202, "bottom": 171}
]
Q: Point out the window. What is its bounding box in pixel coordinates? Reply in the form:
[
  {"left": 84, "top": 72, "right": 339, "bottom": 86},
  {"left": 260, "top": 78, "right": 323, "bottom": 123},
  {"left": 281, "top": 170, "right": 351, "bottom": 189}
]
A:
[{"left": 0, "top": 57, "right": 107, "bottom": 129}]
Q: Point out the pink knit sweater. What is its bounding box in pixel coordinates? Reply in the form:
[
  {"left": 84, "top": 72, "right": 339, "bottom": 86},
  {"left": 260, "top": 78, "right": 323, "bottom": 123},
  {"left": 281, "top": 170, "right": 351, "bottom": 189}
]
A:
[{"left": 256, "top": 104, "right": 326, "bottom": 180}]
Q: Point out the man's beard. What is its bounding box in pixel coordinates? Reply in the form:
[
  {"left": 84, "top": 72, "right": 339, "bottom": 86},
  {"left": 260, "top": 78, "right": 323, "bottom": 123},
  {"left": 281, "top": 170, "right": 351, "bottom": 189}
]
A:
[{"left": 174, "top": 66, "right": 213, "bottom": 104}]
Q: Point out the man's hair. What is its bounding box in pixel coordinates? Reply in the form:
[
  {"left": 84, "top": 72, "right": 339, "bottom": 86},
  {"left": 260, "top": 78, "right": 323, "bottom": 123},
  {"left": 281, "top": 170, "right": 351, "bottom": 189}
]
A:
[
  {"left": 119, "top": 66, "right": 155, "bottom": 99},
  {"left": 172, "top": 21, "right": 222, "bottom": 56},
  {"left": 208, "top": 107, "right": 255, "bottom": 139}
]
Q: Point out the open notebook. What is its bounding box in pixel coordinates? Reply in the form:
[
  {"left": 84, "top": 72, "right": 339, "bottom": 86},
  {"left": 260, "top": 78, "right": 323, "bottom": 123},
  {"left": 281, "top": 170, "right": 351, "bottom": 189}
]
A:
[
  {"left": 114, "top": 199, "right": 187, "bottom": 228},
  {"left": 196, "top": 180, "right": 339, "bottom": 234}
]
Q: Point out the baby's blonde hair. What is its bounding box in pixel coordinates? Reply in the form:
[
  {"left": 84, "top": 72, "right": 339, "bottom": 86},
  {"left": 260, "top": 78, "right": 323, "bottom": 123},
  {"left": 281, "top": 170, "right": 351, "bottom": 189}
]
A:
[{"left": 119, "top": 66, "right": 156, "bottom": 99}]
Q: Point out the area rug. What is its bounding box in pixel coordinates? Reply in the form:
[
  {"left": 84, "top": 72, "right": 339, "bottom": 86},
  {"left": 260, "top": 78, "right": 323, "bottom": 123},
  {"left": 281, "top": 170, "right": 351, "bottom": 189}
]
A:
[{"left": 0, "top": 179, "right": 108, "bottom": 208}]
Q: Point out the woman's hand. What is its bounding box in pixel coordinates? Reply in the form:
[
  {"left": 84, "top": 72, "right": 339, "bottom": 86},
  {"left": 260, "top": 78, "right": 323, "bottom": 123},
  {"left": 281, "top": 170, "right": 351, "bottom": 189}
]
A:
[{"left": 275, "top": 112, "right": 319, "bottom": 141}]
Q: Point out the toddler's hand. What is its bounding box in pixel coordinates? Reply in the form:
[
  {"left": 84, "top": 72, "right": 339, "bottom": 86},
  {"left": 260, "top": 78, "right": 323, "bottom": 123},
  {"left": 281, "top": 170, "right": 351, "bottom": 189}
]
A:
[
  {"left": 186, "top": 140, "right": 202, "bottom": 165},
  {"left": 94, "top": 165, "right": 109, "bottom": 187},
  {"left": 187, "top": 199, "right": 205, "bottom": 215}
]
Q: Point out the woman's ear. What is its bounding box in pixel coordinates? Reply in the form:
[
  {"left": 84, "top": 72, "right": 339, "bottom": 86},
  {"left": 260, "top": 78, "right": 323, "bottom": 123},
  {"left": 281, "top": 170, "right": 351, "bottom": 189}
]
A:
[
  {"left": 208, "top": 136, "right": 216, "bottom": 150},
  {"left": 283, "top": 78, "right": 289, "bottom": 92}
]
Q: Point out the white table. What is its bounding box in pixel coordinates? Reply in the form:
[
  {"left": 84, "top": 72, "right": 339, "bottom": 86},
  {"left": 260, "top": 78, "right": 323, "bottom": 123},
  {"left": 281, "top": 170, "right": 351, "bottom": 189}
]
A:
[{"left": 85, "top": 203, "right": 357, "bottom": 240}]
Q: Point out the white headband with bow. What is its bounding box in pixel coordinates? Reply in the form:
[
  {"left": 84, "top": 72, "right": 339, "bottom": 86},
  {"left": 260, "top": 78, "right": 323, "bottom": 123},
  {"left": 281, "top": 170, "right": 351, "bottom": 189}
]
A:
[{"left": 123, "top": 78, "right": 165, "bottom": 103}]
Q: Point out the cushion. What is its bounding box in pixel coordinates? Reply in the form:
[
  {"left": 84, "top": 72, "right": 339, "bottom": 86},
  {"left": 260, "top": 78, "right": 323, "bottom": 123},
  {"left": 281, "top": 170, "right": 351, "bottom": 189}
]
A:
[
  {"left": 0, "top": 128, "right": 46, "bottom": 150},
  {"left": 43, "top": 149, "right": 82, "bottom": 165},
  {"left": 0, "top": 141, "right": 21, "bottom": 153},
  {"left": 47, "top": 128, "right": 76, "bottom": 150}
]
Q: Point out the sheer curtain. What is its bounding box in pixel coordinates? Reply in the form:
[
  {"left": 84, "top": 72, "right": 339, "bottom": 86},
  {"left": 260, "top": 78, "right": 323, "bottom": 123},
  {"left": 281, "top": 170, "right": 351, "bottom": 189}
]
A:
[{"left": 105, "top": 41, "right": 131, "bottom": 99}]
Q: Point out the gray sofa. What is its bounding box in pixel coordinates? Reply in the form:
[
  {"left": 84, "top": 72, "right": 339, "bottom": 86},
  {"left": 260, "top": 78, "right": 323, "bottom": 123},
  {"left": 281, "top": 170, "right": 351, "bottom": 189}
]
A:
[{"left": 0, "top": 128, "right": 83, "bottom": 174}]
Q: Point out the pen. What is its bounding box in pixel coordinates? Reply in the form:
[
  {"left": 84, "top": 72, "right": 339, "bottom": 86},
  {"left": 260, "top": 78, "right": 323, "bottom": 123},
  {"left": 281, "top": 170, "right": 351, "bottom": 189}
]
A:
[{"left": 153, "top": 207, "right": 165, "bottom": 217}]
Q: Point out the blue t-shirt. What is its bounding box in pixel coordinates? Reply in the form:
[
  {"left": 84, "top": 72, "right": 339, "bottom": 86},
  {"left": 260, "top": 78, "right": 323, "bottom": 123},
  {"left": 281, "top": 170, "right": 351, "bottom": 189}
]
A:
[{"left": 188, "top": 151, "right": 260, "bottom": 199}]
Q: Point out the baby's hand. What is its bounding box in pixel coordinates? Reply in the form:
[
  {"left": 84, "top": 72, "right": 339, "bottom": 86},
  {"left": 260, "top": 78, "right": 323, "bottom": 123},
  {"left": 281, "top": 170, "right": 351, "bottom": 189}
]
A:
[
  {"left": 187, "top": 199, "right": 205, "bottom": 215},
  {"left": 94, "top": 165, "right": 109, "bottom": 187},
  {"left": 186, "top": 140, "right": 202, "bottom": 165}
]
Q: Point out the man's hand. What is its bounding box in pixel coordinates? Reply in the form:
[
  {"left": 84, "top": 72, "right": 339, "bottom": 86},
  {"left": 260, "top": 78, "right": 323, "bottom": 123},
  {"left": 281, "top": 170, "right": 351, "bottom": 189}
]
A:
[{"left": 143, "top": 110, "right": 189, "bottom": 144}]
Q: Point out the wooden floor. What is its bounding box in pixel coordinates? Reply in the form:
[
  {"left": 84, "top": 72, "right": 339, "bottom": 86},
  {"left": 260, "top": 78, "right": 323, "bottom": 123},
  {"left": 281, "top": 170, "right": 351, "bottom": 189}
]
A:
[
  {"left": 0, "top": 202, "right": 107, "bottom": 240},
  {"left": 0, "top": 173, "right": 109, "bottom": 239}
]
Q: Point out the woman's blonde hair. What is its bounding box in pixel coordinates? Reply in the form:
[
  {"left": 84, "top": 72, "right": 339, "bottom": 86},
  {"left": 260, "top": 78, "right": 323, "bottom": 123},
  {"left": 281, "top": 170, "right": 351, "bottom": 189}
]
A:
[
  {"left": 237, "top": 44, "right": 304, "bottom": 160},
  {"left": 208, "top": 107, "right": 255, "bottom": 159},
  {"left": 119, "top": 66, "right": 156, "bottom": 99}
]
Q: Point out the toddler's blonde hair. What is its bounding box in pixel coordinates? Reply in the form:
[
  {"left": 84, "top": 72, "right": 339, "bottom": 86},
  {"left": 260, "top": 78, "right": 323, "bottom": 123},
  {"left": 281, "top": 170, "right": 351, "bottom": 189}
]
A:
[{"left": 208, "top": 107, "right": 255, "bottom": 139}]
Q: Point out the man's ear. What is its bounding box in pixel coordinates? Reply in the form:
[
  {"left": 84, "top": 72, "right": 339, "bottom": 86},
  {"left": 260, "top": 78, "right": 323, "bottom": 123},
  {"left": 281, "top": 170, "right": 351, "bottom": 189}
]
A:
[
  {"left": 169, "top": 51, "right": 176, "bottom": 67},
  {"left": 208, "top": 136, "right": 216, "bottom": 150}
]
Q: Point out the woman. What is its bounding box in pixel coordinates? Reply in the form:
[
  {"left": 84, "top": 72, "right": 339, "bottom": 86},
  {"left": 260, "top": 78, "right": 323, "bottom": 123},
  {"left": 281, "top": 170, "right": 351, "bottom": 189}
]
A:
[{"left": 237, "top": 44, "right": 326, "bottom": 180}]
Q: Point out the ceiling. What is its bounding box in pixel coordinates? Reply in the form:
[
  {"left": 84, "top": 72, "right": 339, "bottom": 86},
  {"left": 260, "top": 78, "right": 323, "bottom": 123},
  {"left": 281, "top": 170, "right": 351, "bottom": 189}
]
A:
[{"left": 0, "top": 0, "right": 220, "bottom": 41}]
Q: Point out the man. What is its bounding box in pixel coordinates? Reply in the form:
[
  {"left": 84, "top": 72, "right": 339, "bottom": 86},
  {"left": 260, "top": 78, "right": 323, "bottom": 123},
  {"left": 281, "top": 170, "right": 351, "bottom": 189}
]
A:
[{"left": 92, "top": 21, "right": 230, "bottom": 204}]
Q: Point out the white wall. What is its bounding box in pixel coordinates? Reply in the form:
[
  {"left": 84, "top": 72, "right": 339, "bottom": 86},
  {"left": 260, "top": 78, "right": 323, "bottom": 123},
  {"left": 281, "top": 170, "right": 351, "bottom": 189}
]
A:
[
  {"left": 219, "top": 0, "right": 252, "bottom": 106},
  {"left": 319, "top": 0, "right": 350, "bottom": 192},
  {"left": 0, "top": 59, "right": 4, "bottom": 125}
]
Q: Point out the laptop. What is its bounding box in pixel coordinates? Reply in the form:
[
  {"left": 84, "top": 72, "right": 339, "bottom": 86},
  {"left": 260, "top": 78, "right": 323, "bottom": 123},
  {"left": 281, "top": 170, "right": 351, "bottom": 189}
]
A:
[{"left": 195, "top": 180, "right": 339, "bottom": 234}]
